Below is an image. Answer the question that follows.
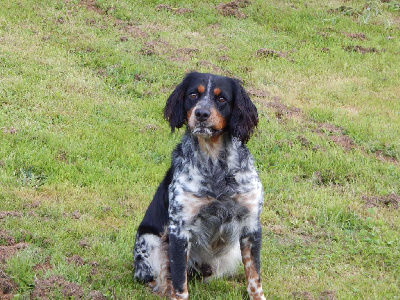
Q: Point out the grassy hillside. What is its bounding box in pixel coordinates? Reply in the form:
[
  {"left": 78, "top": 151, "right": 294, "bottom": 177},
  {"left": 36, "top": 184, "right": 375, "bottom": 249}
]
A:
[{"left": 1, "top": 0, "right": 399, "bottom": 299}]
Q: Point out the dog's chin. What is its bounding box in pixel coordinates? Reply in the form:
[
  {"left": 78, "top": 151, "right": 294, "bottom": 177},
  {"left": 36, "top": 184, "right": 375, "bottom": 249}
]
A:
[
  {"left": 191, "top": 126, "right": 222, "bottom": 138},
  {"left": 192, "top": 126, "right": 213, "bottom": 137}
]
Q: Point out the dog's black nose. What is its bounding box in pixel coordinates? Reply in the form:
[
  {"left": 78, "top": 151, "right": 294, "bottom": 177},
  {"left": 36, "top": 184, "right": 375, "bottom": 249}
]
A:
[{"left": 195, "top": 108, "right": 210, "bottom": 122}]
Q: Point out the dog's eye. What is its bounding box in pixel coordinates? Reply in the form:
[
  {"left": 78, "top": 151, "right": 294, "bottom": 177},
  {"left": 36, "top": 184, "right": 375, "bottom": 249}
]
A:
[
  {"left": 217, "top": 96, "right": 226, "bottom": 103},
  {"left": 189, "top": 93, "right": 198, "bottom": 100}
]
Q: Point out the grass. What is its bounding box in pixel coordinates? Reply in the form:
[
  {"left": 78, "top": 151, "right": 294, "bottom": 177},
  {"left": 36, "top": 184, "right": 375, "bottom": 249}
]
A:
[{"left": 0, "top": 0, "right": 399, "bottom": 299}]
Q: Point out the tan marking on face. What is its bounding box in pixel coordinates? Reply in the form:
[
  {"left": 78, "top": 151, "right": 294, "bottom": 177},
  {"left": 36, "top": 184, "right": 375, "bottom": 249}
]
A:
[
  {"left": 197, "top": 85, "right": 205, "bottom": 94},
  {"left": 213, "top": 87, "right": 221, "bottom": 96},
  {"left": 189, "top": 104, "right": 226, "bottom": 156},
  {"left": 187, "top": 106, "right": 196, "bottom": 129},
  {"left": 209, "top": 107, "right": 226, "bottom": 131}
]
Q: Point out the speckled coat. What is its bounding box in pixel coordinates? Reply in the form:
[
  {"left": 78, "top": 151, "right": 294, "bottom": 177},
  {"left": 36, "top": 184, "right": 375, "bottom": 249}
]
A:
[{"left": 133, "top": 72, "right": 266, "bottom": 300}]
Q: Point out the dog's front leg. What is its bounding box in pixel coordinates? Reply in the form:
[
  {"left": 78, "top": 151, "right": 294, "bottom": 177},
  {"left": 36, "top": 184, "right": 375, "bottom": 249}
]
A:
[
  {"left": 168, "top": 232, "right": 189, "bottom": 300},
  {"left": 240, "top": 226, "right": 266, "bottom": 300}
]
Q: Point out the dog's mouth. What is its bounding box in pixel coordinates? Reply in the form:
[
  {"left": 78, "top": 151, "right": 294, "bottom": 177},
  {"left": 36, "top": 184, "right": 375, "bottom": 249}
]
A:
[{"left": 191, "top": 124, "right": 223, "bottom": 137}]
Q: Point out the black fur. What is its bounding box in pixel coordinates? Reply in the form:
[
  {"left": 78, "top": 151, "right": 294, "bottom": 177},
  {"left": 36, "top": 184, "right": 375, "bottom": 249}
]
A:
[
  {"left": 229, "top": 79, "right": 258, "bottom": 143},
  {"left": 136, "top": 168, "right": 172, "bottom": 237}
]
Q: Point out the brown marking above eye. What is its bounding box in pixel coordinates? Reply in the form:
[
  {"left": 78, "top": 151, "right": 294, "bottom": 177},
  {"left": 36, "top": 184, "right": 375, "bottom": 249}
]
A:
[
  {"left": 197, "top": 85, "right": 205, "bottom": 94},
  {"left": 213, "top": 88, "right": 221, "bottom": 96}
]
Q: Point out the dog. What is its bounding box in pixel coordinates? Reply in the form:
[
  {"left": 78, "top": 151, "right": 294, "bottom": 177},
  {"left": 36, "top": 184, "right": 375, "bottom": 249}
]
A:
[{"left": 133, "top": 72, "right": 265, "bottom": 300}]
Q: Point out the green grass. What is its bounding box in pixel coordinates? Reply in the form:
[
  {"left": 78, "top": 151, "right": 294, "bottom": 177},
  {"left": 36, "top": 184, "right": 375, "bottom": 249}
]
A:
[{"left": 1, "top": 0, "right": 399, "bottom": 299}]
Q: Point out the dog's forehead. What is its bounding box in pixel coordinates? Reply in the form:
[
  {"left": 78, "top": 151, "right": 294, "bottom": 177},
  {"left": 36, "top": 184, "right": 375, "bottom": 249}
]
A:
[{"left": 187, "top": 73, "right": 233, "bottom": 93}]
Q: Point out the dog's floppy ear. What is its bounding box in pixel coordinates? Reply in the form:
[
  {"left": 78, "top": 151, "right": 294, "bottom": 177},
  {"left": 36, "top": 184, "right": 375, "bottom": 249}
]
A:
[
  {"left": 229, "top": 80, "right": 258, "bottom": 143},
  {"left": 163, "top": 77, "right": 188, "bottom": 132}
]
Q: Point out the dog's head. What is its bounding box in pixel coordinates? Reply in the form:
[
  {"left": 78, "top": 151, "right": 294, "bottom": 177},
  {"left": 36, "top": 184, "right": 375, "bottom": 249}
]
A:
[{"left": 164, "top": 72, "right": 258, "bottom": 143}]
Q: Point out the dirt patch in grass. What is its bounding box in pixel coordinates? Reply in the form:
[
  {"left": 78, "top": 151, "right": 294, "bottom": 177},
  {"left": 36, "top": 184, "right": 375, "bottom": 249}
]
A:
[
  {"left": 0, "top": 231, "right": 16, "bottom": 247},
  {"left": 293, "top": 291, "right": 314, "bottom": 300},
  {"left": 0, "top": 269, "right": 17, "bottom": 300},
  {"left": 177, "top": 48, "right": 199, "bottom": 56},
  {"left": 263, "top": 104, "right": 397, "bottom": 165},
  {"left": 2, "top": 127, "right": 17, "bottom": 135},
  {"left": 327, "top": 6, "right": 357, "bottom": 16},
  {"left": 140, "top": 39, "right": 171, "bottom": 56},
  {"left": 66, "top": 255, "right": 98, "bottom": 275},
  {"left": 0, "top": 211, "right": 22, "bottom": 219},
  {"left": 316, "top": 123, "right": 355, "bottom": 151},
  {"left": 169, "top": 48, "right": 200, "bottom": 62},
  {"left": 87, "top": 290, "right": 107, "bottom": 300},
  {"left": 70, "top": 210, "right": 82, "bottom": 220},
  {"left": 375, "top": 150, "right": 399, "bottom": 165},
  {"left": 315, "top": 124, "right": 399, "bottom": 164},
  {"left": 313, "top": 169, "right": 352, "bottom": 186},
  {"left": 79, "top": 239, "right": 90, "bottom": 249},
  {"left": 67, "top": 255, "right": 85, "bottom": 266},
  {"left": 296, "top": 135, "right": 322, "bottom": 152},
  {"left": 343, "top": 32, "right": 367, "bottom": 41},
  {"left": 80, "top": 0, "right": 105, "bottom": 15},
  {"left": 122, "top": 25, "right": 148, "bottom": 39},
  {"left": 174, "top": 8, "right": 194, "bottom": 15},
  {"left": 31, "top": 275, "right": 84, "bottom": 299},
  {"left": 320, "top": 291, "right": 337, "bottom": 300},
  {"left": 0, "top": 231, "right": 27, "bottom": 299},
  {"left": 56, "top": 150, "right": 68, "bottom": 163},
  {"left": 217, "top": 55, "right": 231, "bottom": 62},
  {"left": 139, "top": 124, "right": 159, "bottom": 133},
  {"left": 247, "top": 88, "right": 269, "bottom": 99},
  {"left": 89, "top": 261, "right": 99, "bottom": 276},
  {"left": 317, "top": 31, "right": 331, "bottom": 38},
  {"left": 216, "top": 0, "right": 251, "bottom": 19},
  {"left": 34, "top": 257, "right": 53, "bottom": 274},
  {"left": 293, "top": 290, "right": 336, "bottom": 300},
  {"left": 256, "top": 49, "right": 285, "bottom": 58},
  {"left": 362, "top": 194, "right": 399, "bottom": 210},
  {"left": 343, "top": 45, "right": 383, "bottom": 54},
  {"left": 328, "top": 135, "right": 355, "bottom": 151},
  {"left": 263, "top": 96, "right": 302, "bottom": 120},
  {"left": 318, "top": 123, "right": 343, "bottom": 135},
  {"left": 0, "top": 230, "right": 27, "bottom": 264},
  {"left": 256, "top": 49, "right": 294, "bottom": 62},
  {"left": 155, "top": 4, "right": 194, "bottom": 15},
  {"left": 0, "top": 243, "right": 28, "bottom": 263}
]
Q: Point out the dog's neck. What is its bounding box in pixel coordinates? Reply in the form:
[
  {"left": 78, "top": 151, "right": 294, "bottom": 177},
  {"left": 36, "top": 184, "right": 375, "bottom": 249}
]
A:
[
  {"left": 181, "top": 130, "right": 246, "bottom": 170},
  {"left": 182, "top": 127, "right": 228, "bottom": 161},
  {"left": 196, "top": 134, "right": 225, "bottom": 160}
]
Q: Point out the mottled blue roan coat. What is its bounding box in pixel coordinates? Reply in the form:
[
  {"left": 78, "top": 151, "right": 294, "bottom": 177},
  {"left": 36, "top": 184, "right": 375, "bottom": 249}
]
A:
[{"left": 133, "top": 72, "right": 266, "bottom": 300}]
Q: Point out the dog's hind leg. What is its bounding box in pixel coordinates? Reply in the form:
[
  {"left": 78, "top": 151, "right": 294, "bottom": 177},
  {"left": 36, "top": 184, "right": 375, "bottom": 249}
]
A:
[
  {"left": 133, "top": 233, "right": 163, "bottom": 283},
  {"left": 134, "top": 232, "right": 171, "bottom": 296}
]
